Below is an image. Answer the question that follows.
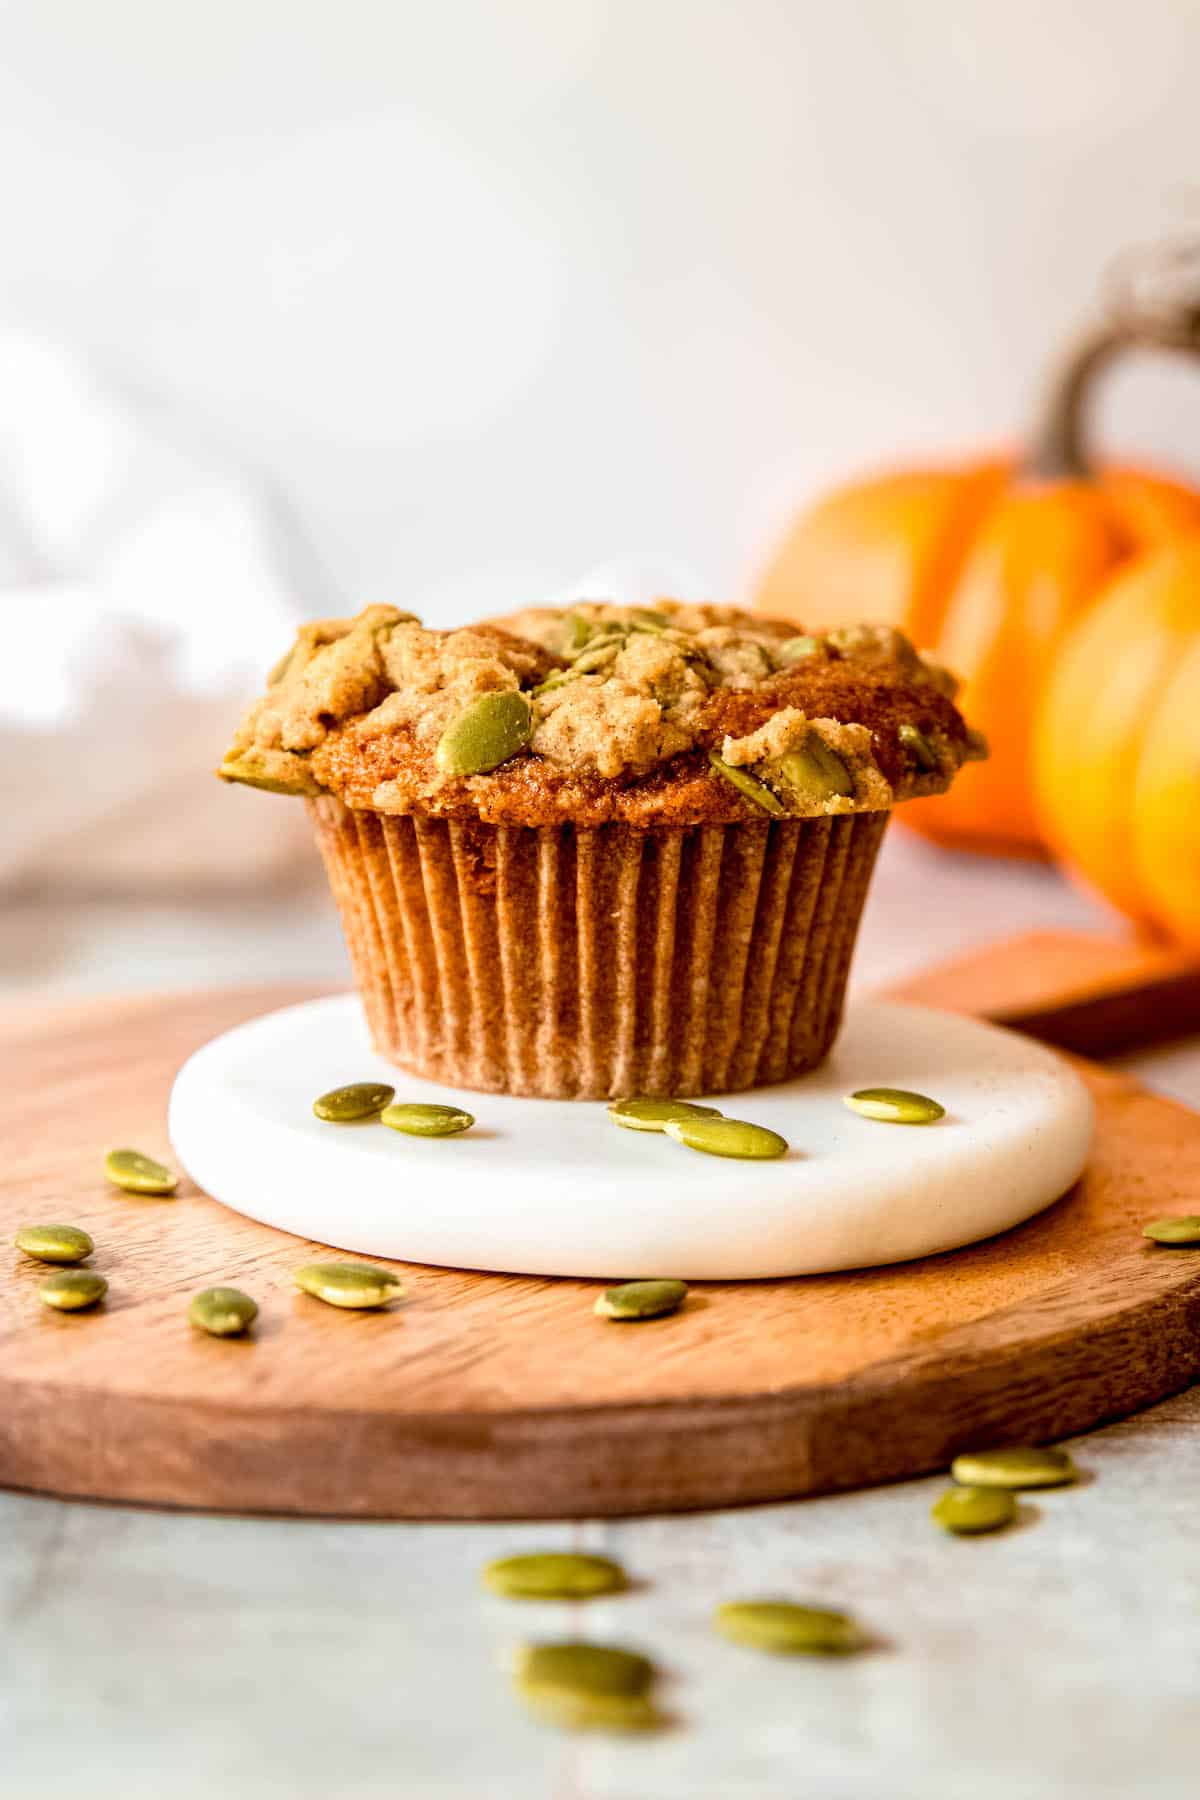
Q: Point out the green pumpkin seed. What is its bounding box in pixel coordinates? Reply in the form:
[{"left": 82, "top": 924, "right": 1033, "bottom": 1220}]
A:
[
  {"left": 571, "top": 641, "right": 621, "bottom": 676},
  {"left": 608, "top": 1097, "right": 723, "bottom": 1133},
  {"left": 189, "top": 1287, "right": 259, "bottom": 1338},
  {"left": 435, "top": 690, "right": 532, "bottom": 777},
  {"left": 707, "top": 752, "right": 785, "bottom": 816},
  {"left": 595, "top": 1279, "right": 688, "bottom": 1321},
  {"left": 931, "top": 1485, "right": 1017, "bottom": 1535},
  {"left": 293, "top": 1261, "right": 405, "bottom": 1309},
  {"left": 663, "top": 1116, "right": 788, "bottom": 1160},
  {"left": 566, "top": 627, "right": 626, "bottom": 664},
  {"left": 217, "top": 752, "right": 322, "bottom": 797},
  {"left": 776, "top": 735, "right": 855, "bottom": 804},
  {"left": 532, "top": 668, "right": 578, "bottom": 697},
  {"left": 714, "top": 1600, "right": 864, "bottom": 1656},
  {"left": 964, "top": 727, "right": 989, "bottom": 762},
  {"left": 380, "top": 1101, "right": 475, "bottom": 1137},
  {"left": 14, "top": 1224, "right": 94, "bottom": 1264},
  {"left": 39, "top": 1269, "right": 107, "bottom": 1312},
  {"left": 312, "top": 1082, "right": 395, "bottom": 1123},
  {"left": 950, "top": 1446, "right": 1077, "bottom": 1490},
  {"left": 515, "top": 1683, "right": 661, "bottom": 1733},
  {"left": 776, "top": 634, "right": 824, "bottom": 665},
  {"left": 899, "top": 722, "right": 939, "bottom": 772},
  {"left": 1143, "top": 1216, "right": 1200, "bottom": 1246},
  {"left": 104, "top": 1148, "right": 178, "bottom": 1195},
  {"left": 628, "top": 608, "right": 670, "bottom": 633},
  {"left": 483, "top": 1551, "right": 627, "bottom": 1600},
  {"left": 515, "top": 1642, "right": 653, "bottom": 1697},
  {"left": 844, "top": 1087, "right": 945, "bottom": 1125}
]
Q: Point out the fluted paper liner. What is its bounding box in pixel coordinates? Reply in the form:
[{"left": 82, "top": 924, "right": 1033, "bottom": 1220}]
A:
[{"left": 308, "top": 796, "right": 889, "bottom": 1099}]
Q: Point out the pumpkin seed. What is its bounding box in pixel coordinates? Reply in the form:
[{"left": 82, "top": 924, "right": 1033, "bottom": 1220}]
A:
[
  {"left": 776, "top": 736, "right": 855, "bottom": 804},
  {"left": 950, "top": 1446, "right": 1077, "bottom": 1490},
  {"left": 189, "top": 1286, "right": 259, "bottom": 1338},
  {"left": 663, "top": 1116, "right": 788, "bottom": 1160},
  {"left": 435, "top": 691, "right": 531, "bottom": 777},
  {"left": 899, "top": 722, "right": 939, "bottom": 772},
  {"left": 514, "top": 1642, "right": 653, "bottom": 1697},
  {"left": 707, "top": 752, "right": 785, "bottom": 816},
  {"left": 1143, "top": 1216, "right": 1200, "bottom": 1246},
  {"left": 844, "top": 1087, "right": 945, "bottom": 1125},
  {"left": 931, "top": 1485, "right": 1017, "bottom": 1535},
  {"left": 39, "top": 1269, "right": 107, "bottom": 1312},
  {"left": 964, "top": 727, "right": 989, "bottom": 762},
  {"left": 532, "top": 668, "right": 578, "bottom": 697},
  {"left": 776, "top": 634, "right": 824, "bottom": 665},
  {"left": 293, "top": 1261, "right": 406, "bottom": 1309},
  {"left": 312, "top": 1082, "right": 395, "bottom": 1123},
  {"left": 608, "top": 1097, "right": 723, "bottom": 1133},
  {"left": 628, "top": 608, "right": 670, "bottom": 633},
  {"left": 483, "top": 1552, "right": 627, "bottom": 1600},
  {"left": 14, "top": 1224, "right": 94, "bottom": 1264},
  {"left": 218, "top": 753, "right": 322, "bottom": 797},
  {"left": 105, "top": 1148, "right": 178, "bottom": 1195},
  {"left": 571, "top": 641, "right": 621, "bottom": 676},
  {"left": 566, "top": 626, "right": 626, "bottom": 664},
  {"left": 515, "top": 1683, "right": 661, "bottom": 1733},
  {"left": 594, "top": 1279, "right": 688, "bottom": 1321},
  {"left": 380, "top": 1101, "right": 474, "bottom": 1137},
  {"left": 714, "top": 1600, "right": 864, "bottom": 1656}
]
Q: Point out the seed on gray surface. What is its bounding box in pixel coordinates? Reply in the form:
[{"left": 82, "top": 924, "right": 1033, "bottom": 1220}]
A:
[
  {"left": 1142, "top": 1216, "right": 1200, "bottom": 1246},
  {"left": 899, "top": 722, "right": 939, "bottom": 772},
  {"left": 608, "top": 1097, "right": 723, "bottom": 1133},
  {"left": 104, "top": 1148, "right": 178, "bottom": 1195},
  {"left": 435, "top": 690, "right": 532, "bottom": 777},
  {"left": 292, "top": 1262, "right": 405, "bottom": 1309},
  {"left": 707, "top": 752, "right": 785, "bottom": 816},
  {"left": 39, "top": 1269, "right": 107, "bottom": 1312},
  {"left": 776, "top": 736, "right": 855, "bottom": 804},
  {"left": 483, "top": 1553, "right": 628, "bottom": 1600},
  {"left": 380, "top": 1101, "right": 475, "bottom": 1138},
  {"left": 931, "top": 1485, "right": 1017, "bottom": 1535},
  {"left": 776, "top": 634, "right": 824, "bottom": 665},
  {"left": 714, "top": 1600, "right": 864, "bottom": 1656},
  {"left": 312, "top": 1082, "right": 395, "bottom": 1123},
  {"left": 663, "top": 1116, "right": 788, "bottom": 1160},
  {"left": 515, "top": 1684, "right": 661, "bottom": 1733},
  {"left": 844, "top": 1087, "right": 945, "bottom": 1125},
  {"left": 950, "top": 1446, "right": 1077, "bottom": 1490},
  {"left": 594, "top": 1280, "right": 688, "bottom": 1322},
  {"left": 513, "top": 1642, "right": 662, "bottom": 1732},
  {"left": 14, "top": 1224, "right": 94, "bottom": 1264},
  {"left": 189, "top": 1287, "right": 259, "bottom": 1338}
]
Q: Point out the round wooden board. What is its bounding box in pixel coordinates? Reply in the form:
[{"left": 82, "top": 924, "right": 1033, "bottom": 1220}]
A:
[{"left": 3, "top": 982, "right": 1200, "bottom": 1521}]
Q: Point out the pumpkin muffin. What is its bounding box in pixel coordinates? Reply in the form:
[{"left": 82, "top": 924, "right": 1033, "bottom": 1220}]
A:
[{"left": 219, "top": 601, "right": 981, "bottom": 1098}]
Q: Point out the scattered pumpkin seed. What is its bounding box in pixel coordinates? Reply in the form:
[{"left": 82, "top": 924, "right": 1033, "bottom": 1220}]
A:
[
  {"left": 514, "top": 1642, "right": 653, "bottom": 1696},
  {"left": 844, "top": 1087, "right": 945, "bottom": 1125},
  {"left": 435, "top": 690, "right": 532, "bottom": 777},
  {"left": 1143, "top": 1216, "right": 1200, "bottom": 1246},
  {"left": 931, "top": 1485, "right": 1017, "bottom": 1535},
  {"left": 776, "top": 735, "right": 855, "bottom": 804},
  {"left": 898, "top": 722, "right": 939, "bottom": 772},
  {"left": 714, "top": 1601, "right": 864, "bottom": 1656},
  {"left": 104, "top": 1148, "right": 178, "bottom": 1195},
  {"left": 950, "top": 1445, "right": 1077, "bottom": 1490},
  {"left": 776, "top": 634, "right": 824, "bottom": 665},
  {"left": 380, "top": 1101, "right": 475, "bottom": 1137},
  {"left": 707, "top": 752, "right": 785, "bottom": 816},
  {"left": 595, "top": 1279, "right": 688, "bottom": 1321},
  {"left": 189, "top": 1287, "right": 259, "bottom": 1338},
  {"left": 663, "top": 1116, "right": 788, "bottom": 1160},
  {"left": 14, "top": 1224, "right": 94, "bottom": 1264},
  {"left": 293, "top": 1261, "right": 406, "bottom": 1309},
  {"left": 608, "top": 1097, "right": 723, "bottom": 1133},
  {"left": 312, "top": 1082, "right": 395, "bottom": 1123},
  {"left": 483, "top": 1553, "right": 627, "bottom": 1600},
  {"left": 39, "top": 1269, "right": 107, "bottom": 1312}
]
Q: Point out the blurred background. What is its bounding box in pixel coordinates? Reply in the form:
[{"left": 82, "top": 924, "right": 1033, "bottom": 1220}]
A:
[{"left": 5, "top": 0, "right": 1200, "bottom": 998}]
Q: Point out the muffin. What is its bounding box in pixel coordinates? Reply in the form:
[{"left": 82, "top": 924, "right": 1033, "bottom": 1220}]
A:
[{"left": 219, "top": 601, "right": 981, "bottom": 1098}]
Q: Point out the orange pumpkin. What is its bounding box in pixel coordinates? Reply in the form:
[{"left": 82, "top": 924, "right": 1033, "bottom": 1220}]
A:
[
  {"left": 1034, "top": 538, "right": 1200, "bottom": 947},
  {"left": 754, "top": 297, "right": 1200, "bottom": 857}
]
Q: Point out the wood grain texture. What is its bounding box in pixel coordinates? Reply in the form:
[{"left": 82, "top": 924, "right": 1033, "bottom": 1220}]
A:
[{"left": 2, "top": 964, "right": 1200, "bottom": 1520}]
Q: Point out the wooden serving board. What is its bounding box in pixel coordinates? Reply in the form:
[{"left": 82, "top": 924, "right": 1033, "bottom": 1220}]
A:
[{"left": 2, "top": 942, "right": 1200, "bottom": 1521}]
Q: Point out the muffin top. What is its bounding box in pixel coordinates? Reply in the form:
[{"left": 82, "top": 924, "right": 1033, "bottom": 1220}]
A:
[{"left": 218, "top": 600, "right": 982, "bottom": 828}]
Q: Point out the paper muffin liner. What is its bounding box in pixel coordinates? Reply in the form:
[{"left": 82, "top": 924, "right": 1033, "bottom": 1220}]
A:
[{"left": 307, "top": 796, "right": 889, "bottom": 1100}]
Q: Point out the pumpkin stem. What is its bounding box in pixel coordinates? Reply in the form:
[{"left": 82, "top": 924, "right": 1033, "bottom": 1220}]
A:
[{"left": 1026, "top": 236, "right": 1200, "bottom": 482}]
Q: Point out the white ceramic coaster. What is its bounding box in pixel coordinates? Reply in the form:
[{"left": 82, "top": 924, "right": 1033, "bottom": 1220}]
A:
[{"left": 168, "top": 997, "right": 1093, "bottom": 1280}]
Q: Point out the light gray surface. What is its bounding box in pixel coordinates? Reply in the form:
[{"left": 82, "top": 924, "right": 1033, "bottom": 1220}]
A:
[{"left": 5, "top": 841, "right": 1200, "bottom": 1798}]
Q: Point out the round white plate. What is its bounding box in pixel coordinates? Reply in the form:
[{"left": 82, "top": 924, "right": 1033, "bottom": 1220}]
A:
[{"left": 168, "top": 997, "right": 1094, "bottom": 1280}]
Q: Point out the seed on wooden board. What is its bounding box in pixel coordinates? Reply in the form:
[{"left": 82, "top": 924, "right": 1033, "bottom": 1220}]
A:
[
  {"left": 292, "top": 1262, "right": 405, "bottom": 1309},
  {"left": 714, "top": 1600, "right": 864, "bottom": 1656},
  {"left": 380, "top": 1102, "right": 474, "bottom": 1137},
  {"left": 39, "top": 1270, "right": 107, "bottom": 1312},
  {"left": 104, "top": 1148, "right": 178, "bottom": 1195},
  {"left": 482, "top": 1553, "right": 627, "bottom": 1600},
  {"left": 844, "top": 1088, "right": 945, "bottom": 1125},
  {"left": 14, "top": 1224, "right": 94, "bottom": 1264},
  {"left": 312, "top": 1082, "right": 395, "bottom": 1122},
  {"left": 1142, "top": 1216, "right": 1200, "bottom": 1246},
  {"left": 435, "top": 690, "right": 532, "bottom": 777},
  {"left": 663, "top": 1116, "right": 788, "bottom": 1160},
  {"left": 594, "top": 1280, "right": 688, "bottom": 1321},
  {"left": 931, "top": 1485, "right": 1017, "bottom": 1535},
  {"left": 608, "top": 1097, "right": 722, "bottom": 1133},
  {"left": 950, "top": 1446, "right": 1077, "bottom": 1490},
  {"left": 189, "top": 1287, "right": 259, "bottom": 1337}
]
